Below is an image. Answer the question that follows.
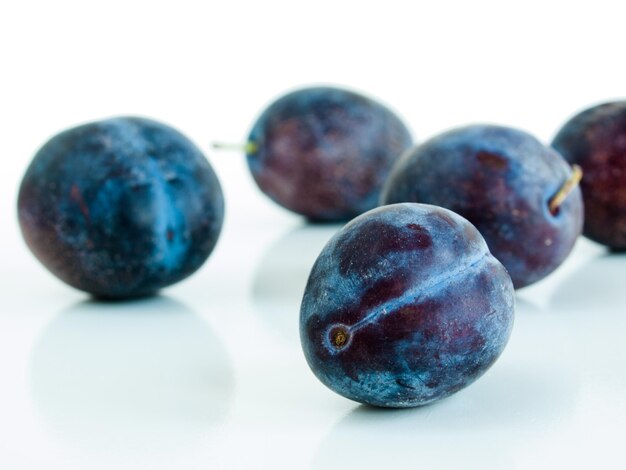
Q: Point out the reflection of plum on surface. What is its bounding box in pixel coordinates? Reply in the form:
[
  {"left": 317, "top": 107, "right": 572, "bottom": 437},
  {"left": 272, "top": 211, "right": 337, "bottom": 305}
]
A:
[
  {"left": 551, "top": 252, "right": 626, "bottom": 315},
  {"left": 252, "top": 224, "right": 339, "bottom": 342},
  {"left": 30, "top": 297, "right": 233, "bottom": 458},
  {"left": 550, "top": 253, "right": 626, "bottom": 389}
]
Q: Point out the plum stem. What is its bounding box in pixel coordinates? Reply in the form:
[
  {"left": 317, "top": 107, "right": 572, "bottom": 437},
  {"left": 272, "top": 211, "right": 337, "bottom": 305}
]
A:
[
  {"left": 212, "top": 141, "right": 258, "bottom": 154},
  {"left": 549, "top": 164, "right": 583, "bottom": 215},
  {"left": 328, "top": 325, "right": 350, "bottom": 350},
  {"left": 334, "top": 330, "right": 347, "bottom": 348}
]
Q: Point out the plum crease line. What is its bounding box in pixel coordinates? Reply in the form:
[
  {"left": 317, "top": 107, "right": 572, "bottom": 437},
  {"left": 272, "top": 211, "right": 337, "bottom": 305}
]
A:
[{"left": 348, "top": 251, "right": 490, "bottom": 333}]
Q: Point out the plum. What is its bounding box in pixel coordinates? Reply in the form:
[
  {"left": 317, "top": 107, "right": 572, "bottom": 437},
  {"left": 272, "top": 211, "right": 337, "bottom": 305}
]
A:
[
  {"left": 552, "top": 101, "right": 626, "bottom": 250},
  {"left": 245, "top": 86, "right": 413, "bottom": 222},
  {"left": 300, "top": 203, "right": 515, "bottom": 408},
  {"left": 381, "top": 125, "right": 584, "bottom": 289},
  {"left": 18, "top": 117, "right": 224, "bottom": 299}
]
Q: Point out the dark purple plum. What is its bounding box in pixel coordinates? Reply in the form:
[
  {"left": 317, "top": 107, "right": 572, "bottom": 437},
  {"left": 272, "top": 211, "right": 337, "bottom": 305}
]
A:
[
  {"left": 300, "top": 203, "right": 515, "bottom": 408},
  {"left": 18, "top": 117, "right": 224, "bottom": 299},
  {"left": 552, "top": 101, "right": 626, "bottom": 250},
  {"left": 382, "top": 125, "right": 584, "bottom": 289},
  {"left": 246, "top": 86, "right": 413, "bottom": 222}
]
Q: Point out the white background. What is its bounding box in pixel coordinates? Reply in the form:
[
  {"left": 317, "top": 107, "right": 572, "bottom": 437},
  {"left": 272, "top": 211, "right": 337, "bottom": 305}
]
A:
[{"left": 1, "top": 1, "right": 625, "bottom": 468}]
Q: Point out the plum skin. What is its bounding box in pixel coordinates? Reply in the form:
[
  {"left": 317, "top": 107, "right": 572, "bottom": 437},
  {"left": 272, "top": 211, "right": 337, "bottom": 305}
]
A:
[
  {"left": 552, "top": 102, "right": 626, "bottom": 250},
  {"left": 300, "top": 203, "right": 515, "bottom": 408},
  {"left": 246, "top": 86, "right": 413, "bottom": 222},
  {"left": 18, "top": 117, "right": 224, "bottom": 299},
  {"left": 382, "top": 125, "right": 584, "bottom": 289}
]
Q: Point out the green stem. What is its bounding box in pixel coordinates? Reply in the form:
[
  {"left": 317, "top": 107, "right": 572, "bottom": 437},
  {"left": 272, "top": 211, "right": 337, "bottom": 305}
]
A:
[
  {"left": 549, "top": 164, "right": 583, "bottom": 214},
  {"left": 212, "top": 141, "right": 258, "bottom": 154}
]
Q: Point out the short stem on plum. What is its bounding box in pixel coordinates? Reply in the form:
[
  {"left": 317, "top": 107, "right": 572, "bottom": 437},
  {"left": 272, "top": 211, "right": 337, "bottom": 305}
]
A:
[
  {"left": 334, "top": 330, "right": 347, "bottom": 348},
  {"left": 211, "top": 141, "right": 258, "bottom": 154},
  {"left": 329, "top": 325, "right": 350, "bottom": 350},
  {"left": 549, "top": 164, "right": 583, "bottom": 215}
]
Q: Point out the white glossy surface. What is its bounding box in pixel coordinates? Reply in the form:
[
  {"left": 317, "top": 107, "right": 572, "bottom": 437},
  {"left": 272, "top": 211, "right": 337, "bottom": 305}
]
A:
[{"left": 2, "top": 1, "right": 626, "bottom": 468}]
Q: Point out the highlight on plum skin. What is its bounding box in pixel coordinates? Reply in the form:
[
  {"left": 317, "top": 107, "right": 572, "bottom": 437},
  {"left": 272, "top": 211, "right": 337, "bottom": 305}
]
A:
[
  {"left": 300, "top": 203, "right": 515, "bottom": 408},
  {"left": 246, "top": 86, "right": 413, "bottom": 222},
  {"left": 17, "top": 117, "right": 224, "bottom": 299},
  {"left": 552, "top": 101, "right": 626, "bottom": 250},
  {"left": 381, "top": 125, "right": 584, "bottom": 289}
]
